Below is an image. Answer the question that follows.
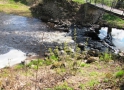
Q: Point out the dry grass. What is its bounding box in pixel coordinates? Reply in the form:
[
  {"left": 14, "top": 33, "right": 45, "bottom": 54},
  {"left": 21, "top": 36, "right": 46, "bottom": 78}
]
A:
[{"left": 0, "top": 59, "right": 123, "bottom": 90}]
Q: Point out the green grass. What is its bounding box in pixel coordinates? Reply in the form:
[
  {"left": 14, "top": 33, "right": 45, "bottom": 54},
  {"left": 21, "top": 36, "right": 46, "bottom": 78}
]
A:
[
  {"left": 14, "top": 64, "right": 25, "bottom": 69},
  {"left": 79, "top": 79, "right": 99, "bottom": 89},
  {"left": 103, "top": 13, "right": 124, "bottom": 28},
  {"left": 115, "top": 70, "right": 124, "bottom": 78},
  {"left": 72, "top": 0, "right": 85, "bottom": 4},
  {"left": 54, "top": 82, "right": 73, "bottom": 90},
  {"left": 72, "top": 0, "right": 114, "bottom": 6},
  {"left": 0, "top": 0, "right": 31, "bottom": 17},
  {"left": 87, "top": 79, "right": 99, "bottom": 87},
  {"left": 2, "top": 0, "right": 27, "bottom": 4},
  {"left": 94, "top": 0, "right": 114, "bottom": 6},
  {"left": 100, "top": 52, "right": 112, "bottom": 62},
  {"left": 80, "top": 62, "right": 90, "bottom": 67},
  {"left": 0, "top": 4, "right": 19, "bottom": 8},
  {"left": 89, "top": 71, "right": 99, "bottom": 76}
]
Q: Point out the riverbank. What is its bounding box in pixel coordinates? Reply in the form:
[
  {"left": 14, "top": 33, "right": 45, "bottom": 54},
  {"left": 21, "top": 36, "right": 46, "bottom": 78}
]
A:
[
  {"left": 0, "top": 44, "right": 124, "bottom": 89},
  {"left": 0, "top": 1, "right": 31, "bottom": 17}
]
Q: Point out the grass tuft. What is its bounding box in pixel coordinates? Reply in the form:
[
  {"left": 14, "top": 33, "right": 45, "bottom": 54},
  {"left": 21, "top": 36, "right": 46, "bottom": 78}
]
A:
[{"left": 115, "top": 70, "right": 124, "bottom": 78}]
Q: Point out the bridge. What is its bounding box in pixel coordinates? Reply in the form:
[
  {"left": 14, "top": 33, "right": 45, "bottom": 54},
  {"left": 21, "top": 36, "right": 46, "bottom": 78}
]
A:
[{"left": 85, "top": 0, "right": 124, "bottom": 18}]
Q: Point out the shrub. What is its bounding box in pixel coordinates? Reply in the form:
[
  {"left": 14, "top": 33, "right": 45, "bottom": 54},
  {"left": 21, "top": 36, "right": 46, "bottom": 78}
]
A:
[{"left": 100, "top": 52, "right": 112, "bottom": 62}]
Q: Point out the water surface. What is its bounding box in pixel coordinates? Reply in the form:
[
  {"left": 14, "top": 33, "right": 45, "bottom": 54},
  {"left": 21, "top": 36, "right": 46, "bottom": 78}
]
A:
[{"left": 99, "top": 27, "right": 124, "bottom": 51}]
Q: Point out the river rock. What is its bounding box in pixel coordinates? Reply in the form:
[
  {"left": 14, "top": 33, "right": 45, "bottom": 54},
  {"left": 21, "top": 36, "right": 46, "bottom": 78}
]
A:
[
  {"left": 87, "top": 49, "right": 99, "bottom": 57},
  {"left": 59, "top": 50, "right": 67, "bottom": 56},
  {"left": 30, "top": 0, "right": 79, "bottom": 31},
  {"left": 47, "top": 22, "right": 55, "bottom": 29},
  {"left": 119, "top": 51, "right": 124, "bottom": 57},
  {"left": 85, "top": 56, "right": 99, "bottom": 63},
  {"left": 78, "top": 42, "right": 85, "bottom": 50},
  {"left": 44, "top": 52, "right": 51, "bottom": 57},
  {"left": 85, "top": 31, "right": 100, "bottom": 40},
  {"left": 50, "top": 61, "right": 66, "bottom": 69},
  {"left": 21, "top": 59, "right": 31, "bottom": 65}
]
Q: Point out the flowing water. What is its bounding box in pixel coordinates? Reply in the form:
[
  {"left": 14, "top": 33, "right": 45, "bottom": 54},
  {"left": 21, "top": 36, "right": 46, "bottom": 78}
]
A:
[{"left": 0, "top": 12, "right": 74, "bottom": 68}]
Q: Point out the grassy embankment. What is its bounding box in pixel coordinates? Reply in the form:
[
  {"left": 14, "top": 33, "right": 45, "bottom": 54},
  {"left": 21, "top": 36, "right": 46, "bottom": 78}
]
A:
[{"left": 0, "top": 0, "right": 31, "bottom": 17}]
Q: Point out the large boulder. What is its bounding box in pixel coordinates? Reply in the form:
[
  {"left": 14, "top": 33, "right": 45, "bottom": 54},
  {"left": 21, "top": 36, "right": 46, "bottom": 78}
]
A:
[
  {"left": 30, "top": 0, "right": 80, "bottom": 31},
  {"left": 30, "top": 1, "right": 105, "bottom": 30}
]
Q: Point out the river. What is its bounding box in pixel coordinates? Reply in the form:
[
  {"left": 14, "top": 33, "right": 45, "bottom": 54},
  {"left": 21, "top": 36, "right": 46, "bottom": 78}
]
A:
[{"left": 0, "top": 12, "right": 74, "bottom": 68}]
